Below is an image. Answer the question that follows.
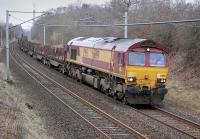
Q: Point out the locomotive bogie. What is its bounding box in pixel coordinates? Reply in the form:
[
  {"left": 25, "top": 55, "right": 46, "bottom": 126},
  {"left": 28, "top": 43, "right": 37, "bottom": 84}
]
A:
[{"left": 18, "top": 37, "right": 169, "bottom": 105}]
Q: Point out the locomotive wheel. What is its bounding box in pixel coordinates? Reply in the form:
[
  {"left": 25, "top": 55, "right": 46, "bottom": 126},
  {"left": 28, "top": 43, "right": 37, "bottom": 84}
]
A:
[
  {"left": 113, "top": 94, "right": 118, "bottom": 100},
  {"left": 122, "top": 96, "right": 127, "bottom": 105},
  {"left": 42, "top": 59, "right": 45, "bottom": 65},
  {"left": 62, "top": 68, "right": 65, "bottom": 74},
  {"left": 68, "top": 70, "right": 72, "bottom": 78},
  {"left": 117, "top": 93, "right": 124, "bottom": 101}
]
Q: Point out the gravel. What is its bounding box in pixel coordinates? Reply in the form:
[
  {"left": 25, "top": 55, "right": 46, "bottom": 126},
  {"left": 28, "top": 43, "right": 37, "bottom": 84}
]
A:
[
  {"left": 9, "top": 47, "right": 103, "bottom": 139},
  {"left": 162, "top": 100, "right": 200, "bottom": 124},
  {"left": 14, "top": 47, "right": 198, "bottom": 139}
]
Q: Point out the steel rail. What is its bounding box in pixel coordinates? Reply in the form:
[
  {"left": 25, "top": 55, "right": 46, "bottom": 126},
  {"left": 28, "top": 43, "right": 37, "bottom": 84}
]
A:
[
  {"left": 155, "top": 107, "right": 200, "bottom": 129},
  {"left": 14, "top": 41, "right": 200, "bottom": 138},
  {"left": 10, "top": 47, "right": 111, "bottom": 139},
  {"left": 131, "top": 106, "right": 200, "bottom": 139},
  {"left": 13, "top": 42, "right": 200, "bottom": 139},
  {"left": 12, "top": 45, "right": 149, "bottom": 139}
]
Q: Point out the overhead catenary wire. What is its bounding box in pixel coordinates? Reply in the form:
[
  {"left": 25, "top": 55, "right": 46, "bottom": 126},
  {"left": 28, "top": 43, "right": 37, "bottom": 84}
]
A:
[
  {"left": 6, "top": 10, "right": 50, "bottom": 81},
  {"left": 116, "top": 19, "right": 200, "bottom": 26},
  {"left": 8, "top": 10, "right": 45, "bottom": 13},
  {"left": 9, "top": 12, "right": 49, "bottom": 29},
  {"left": 10, "top": 15, "right": 45, "bottom": 27},
  {"left": 6, "top": 8, "right": 200, "bottom": 81},
  {"left": 10, "top": 15, "right": 33, "bottom": 24},
  {"left": 10, "top": 14, "right": 200, "bottom": 30},
  {"left": 29, "top": 18, "right": 200, "bottom": 28},
  {"left": 10, "top": 12, "right": 200, "bottom": 29},
  {"left": 10, "top": 15, "right": 71, "bottom": 27},
  {"left": 79, "top": 18, "right": 200, "bottom": 27}
]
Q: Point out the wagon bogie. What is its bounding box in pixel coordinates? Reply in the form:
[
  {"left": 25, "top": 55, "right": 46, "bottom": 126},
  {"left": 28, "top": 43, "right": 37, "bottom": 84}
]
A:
[{"left": 18, "top": 36, "right": 169, "bottom": 105}]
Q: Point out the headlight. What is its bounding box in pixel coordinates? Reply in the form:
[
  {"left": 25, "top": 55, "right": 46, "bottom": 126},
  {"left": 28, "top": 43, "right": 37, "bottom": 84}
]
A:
[
  {"left": 127, "top": 77, "right": 136, "bottom": 82},
  {"left": 157, "top": 78, "right": 166, "bottom": 83}
]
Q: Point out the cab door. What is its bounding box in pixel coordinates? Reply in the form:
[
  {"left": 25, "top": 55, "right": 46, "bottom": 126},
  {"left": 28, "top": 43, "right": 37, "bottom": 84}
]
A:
[
  {"left": 113, "top": 52, "right": 125, "bottom": 75},
  {"left": 118, "top": 53, "right": 125, "bottom": 75}
]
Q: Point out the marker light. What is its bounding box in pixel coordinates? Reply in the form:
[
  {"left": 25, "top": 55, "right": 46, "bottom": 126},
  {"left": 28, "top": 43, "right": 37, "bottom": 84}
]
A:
[
  {"left": 146, "top": 48, "right": 150, "bottom": 52},
  {"left": 128, "top": 77, "right": 136, "bottom": 82}
]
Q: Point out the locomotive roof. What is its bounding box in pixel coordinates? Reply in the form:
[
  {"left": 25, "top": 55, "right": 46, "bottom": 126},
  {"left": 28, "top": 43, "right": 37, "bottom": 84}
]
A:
[{"left": 67, "top": 37, "right": 165, "bottom": 52}]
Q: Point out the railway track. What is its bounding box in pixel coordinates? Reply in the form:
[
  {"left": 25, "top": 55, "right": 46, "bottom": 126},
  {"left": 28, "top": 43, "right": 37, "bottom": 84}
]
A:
[
  {"left": 10, "top": 45, "right": 148, "bottom": 139},
  {"left": 12, "top": 44, "right": 200, "bottom": 139},
  {"left": 134, "top": 106, "right": 200, "bottom": 139}
]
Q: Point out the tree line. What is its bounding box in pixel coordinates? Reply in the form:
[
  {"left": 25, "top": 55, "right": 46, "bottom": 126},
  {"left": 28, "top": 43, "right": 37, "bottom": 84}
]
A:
[{"left": 31, "top": 0, "right": 200, "bottom": 78}]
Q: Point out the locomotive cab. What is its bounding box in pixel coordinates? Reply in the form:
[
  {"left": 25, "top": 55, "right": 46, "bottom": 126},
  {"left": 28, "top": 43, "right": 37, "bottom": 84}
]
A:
[
  {"left": 18, "top": 36, "right": 169, "bottom": 105},
  {"left": 66, "top": 37, "right": 169, "bottom": 105},
  {"left": 124, "top": 41, "right": 169, "bottom": 105}
]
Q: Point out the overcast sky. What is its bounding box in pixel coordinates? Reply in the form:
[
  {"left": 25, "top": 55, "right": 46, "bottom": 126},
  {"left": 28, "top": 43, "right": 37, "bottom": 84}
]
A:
[
  {"left": 0, "top": 0, "right": 109, "bottom": 29},
  {"left": 0, "top": 0, "right": 194, "bottom": 29}
]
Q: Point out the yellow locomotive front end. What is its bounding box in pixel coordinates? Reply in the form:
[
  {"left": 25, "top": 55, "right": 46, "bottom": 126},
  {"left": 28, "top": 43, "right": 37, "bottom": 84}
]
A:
[{"left": 124, "top": 48, "right": 169, "bottom": 105}]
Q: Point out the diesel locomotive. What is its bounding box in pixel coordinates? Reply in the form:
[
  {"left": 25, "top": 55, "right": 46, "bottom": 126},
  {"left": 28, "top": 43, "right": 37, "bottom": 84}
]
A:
[{"left": 18, "top": 37, "right": 169, "bottom": 105}]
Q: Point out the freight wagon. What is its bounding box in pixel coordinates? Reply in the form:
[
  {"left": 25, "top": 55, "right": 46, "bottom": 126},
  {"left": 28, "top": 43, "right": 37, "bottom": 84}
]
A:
[{"left": 18, "top": 37, "right": 169, "bottom": 105}]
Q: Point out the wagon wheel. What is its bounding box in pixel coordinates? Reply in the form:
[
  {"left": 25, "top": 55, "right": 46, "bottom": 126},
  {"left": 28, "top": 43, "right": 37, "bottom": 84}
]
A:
[
  {"left": 105, "top": 89, "right": 110, "bottom": 96},
  {"left": 47, "top": 61, "right": 51, "bottom": 68},
  {"left": 75, "top": 74, "right": 80, "bottom": 82},
  {"left": 79, "top": 76, "right": 83, "bottom": 83},
  {"left": 58, "top": 65, "right": 62, "bottom": 73},
  {"left": 59, "top": 65, "right": 64, "bottom": 74},
  {"left": 100, "top": 85, "right": 104, "bottom": 93},
  {"left": 65, "top": 70, "right": 69, "bottom": 77}
]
